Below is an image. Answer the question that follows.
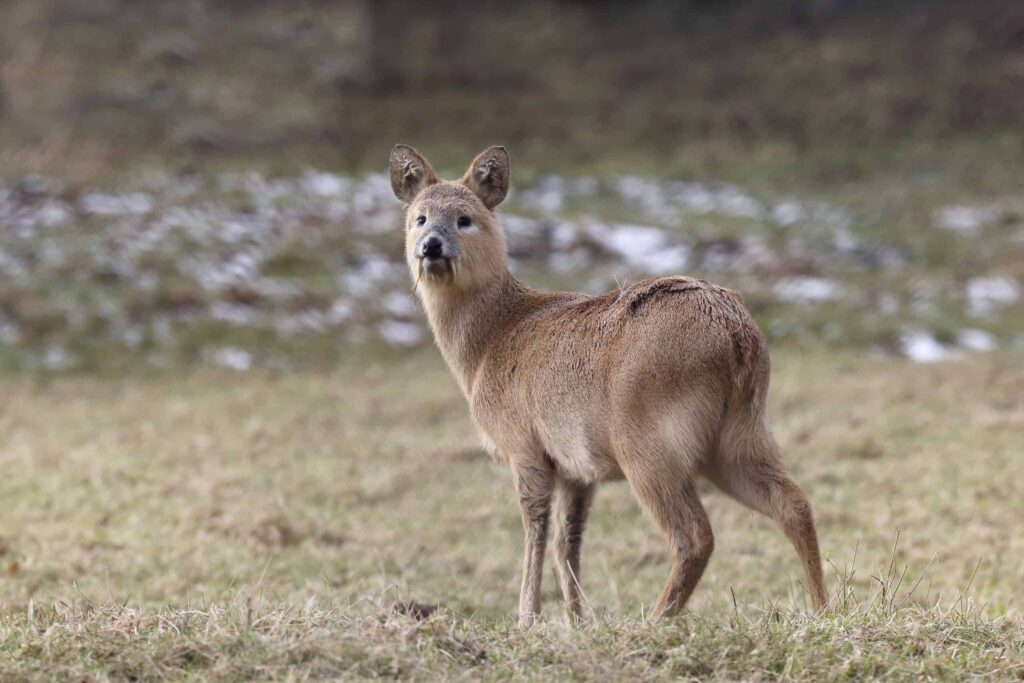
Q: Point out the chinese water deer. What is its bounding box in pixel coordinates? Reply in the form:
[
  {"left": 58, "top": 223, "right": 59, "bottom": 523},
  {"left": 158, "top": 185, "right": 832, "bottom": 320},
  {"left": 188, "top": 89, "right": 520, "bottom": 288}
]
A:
[{"left": 389, "top": 144, "right": 827, "bottom": 627}]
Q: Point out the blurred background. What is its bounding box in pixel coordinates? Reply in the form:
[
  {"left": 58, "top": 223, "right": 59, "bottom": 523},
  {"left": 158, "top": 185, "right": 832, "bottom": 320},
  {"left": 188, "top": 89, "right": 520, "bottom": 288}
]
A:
[
  {"left": 0, "top": 5, "right": 1022, "bottom": 676},
  {"left": 0, "top": 0, "right": 1022, "bottom": 371}
]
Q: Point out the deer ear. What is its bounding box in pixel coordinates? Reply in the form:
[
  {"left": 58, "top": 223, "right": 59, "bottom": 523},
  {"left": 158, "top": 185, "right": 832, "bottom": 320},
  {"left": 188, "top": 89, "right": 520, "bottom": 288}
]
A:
[
  {"left": 389, "top": 145, "right": 438, "bottom": 203},
  {"left": 462, "top": 146, "right": 510, "bottom": 209}
]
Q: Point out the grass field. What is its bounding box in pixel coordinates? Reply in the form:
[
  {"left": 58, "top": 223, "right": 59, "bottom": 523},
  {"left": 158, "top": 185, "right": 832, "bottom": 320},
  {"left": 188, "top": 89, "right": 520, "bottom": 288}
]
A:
[{"left": 0, "top": 349, "right": 1021, "bottom": 679}]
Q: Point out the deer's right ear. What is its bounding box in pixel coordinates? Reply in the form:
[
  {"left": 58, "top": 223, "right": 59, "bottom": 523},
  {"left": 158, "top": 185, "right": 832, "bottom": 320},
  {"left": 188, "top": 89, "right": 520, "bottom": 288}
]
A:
[{"left": 389, "top": 145, "right": 438, "bottom": 203}]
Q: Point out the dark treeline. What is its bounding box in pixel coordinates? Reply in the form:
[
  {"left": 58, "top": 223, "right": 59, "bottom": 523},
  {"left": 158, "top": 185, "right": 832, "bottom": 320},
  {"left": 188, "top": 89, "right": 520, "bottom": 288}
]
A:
[{"left": 1, "top": 0, "right": 1021, "bottom": 178}]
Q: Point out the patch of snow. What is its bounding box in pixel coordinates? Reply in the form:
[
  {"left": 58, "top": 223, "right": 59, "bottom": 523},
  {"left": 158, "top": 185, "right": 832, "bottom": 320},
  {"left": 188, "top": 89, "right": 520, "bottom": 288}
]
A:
[
  {"left": 965, "top": 276, "right": 1020, "bottom": 316},
  {"left": 614, "top": 176, "right": 664, "bottom": 211},
  {"left": 378, "top": 320, "right": 422, "bottom": 345},
  {"left": 878, "top": 293, "right": 900, "bottom": 314},
  {"left": 37, "top": 200, "right": 71, "bottom": 227},
  {"left": 548, "top": 249, "right": 590, "bottom": 273},
  {"left": 518, "top": 176, "right": 567, "bottom": 213},
  {"left": 550, "top": 222, "right": 579, "bottom": 251},
  {"left": 350, "top": 174, "right": 395, "bottom": 224},
  {"left": 211, "top": 302, "right": 260, "bottom": 326},
  {"left": 773, "top": 276, "right": 843, "bottom": 305},
  {"left": 958, "top": 329, "right": 996, "bottom": 352},
  {"left": 572, "top": 177, "right": 599, "bottom": 196},
  {"left": 381, "top": 290, "right": 416, "bottom": 316},
  {"left": 901, "top": 331, "right": 955, "bottom": 363},
  {"left": 80, "top": 192, "right": 153, "bottom": 216},
  {"left": 0, "top": 248, "right": 27, "bottom": 278},
  {"left": 302, "top": 170, "right": 347, "bottom": 197},
  {"left": 813, "top": 204, "right": 854, "bottom": 232},
  {"left": 43, "top": 346, "right": 73, "bottom": 370},
  {"left": 136, "top": 272, "right": 159, "bottom": 292},
  {"left": 326, "top": 299, "right": 353, "bottom": 325},
  {"left": 832, "top": 227, "right": 858, "bottom": 253},
  {"left": 700, "top": 242, "right": 741, "bottom": 272},
  {"left": 274, "top": 310, "right": 327, "bottom": 335},
  {"left": 602, "top": 224, "right": 666, "bottom": 259},
  {"left": 732, "top": 235, "right": 780, "bottom": 272},
  {"left": 120, "top": 325, "right": 144, "bottom": 347},
  {"left": 340, "top": 255, "right": 405, "bottom": 296},
  {"left": 933, "top": 205, "right": 999, "bottom": 234},
  {"left": 218, "top": 220, "right": 257, "bottom": 245},
  {"left": 589, "top": 223, "right": 690, "bottom": 274},
  {"left": 666, "top": 181, "right": 763, "bottom": 219},
  {"left": 670, "top": 182, "right": 715, "bottom": 214},
  {"left": 714, "top": 186, "right": 763, "bottom": 219},
  {"left": 205, "top": 347, "right": 253, "bottom": 371},
  {"left": 0, "top": 319, "right": 21, "bottom": 345},
  {"left": 772, "top": 201, "right": 805, "bottom": 226},
  {"left": 641, "top": 245, "right": 690, "bottom": 274}
]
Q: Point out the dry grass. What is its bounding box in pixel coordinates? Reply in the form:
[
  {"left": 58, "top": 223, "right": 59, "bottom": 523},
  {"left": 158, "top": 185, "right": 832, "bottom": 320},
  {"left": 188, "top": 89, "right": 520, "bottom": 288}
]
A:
[
  {"left": 1, "top": 597, "right": 1020, "bottom": 681},
  {"left": 0, "top": 349, "right": 1022, "bottom": 679}
]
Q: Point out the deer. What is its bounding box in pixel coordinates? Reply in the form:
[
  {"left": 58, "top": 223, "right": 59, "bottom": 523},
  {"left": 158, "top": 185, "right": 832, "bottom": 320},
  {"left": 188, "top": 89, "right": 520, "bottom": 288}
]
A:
[{"left": 388, "top": 144, "right": 828, "bottom": 628}]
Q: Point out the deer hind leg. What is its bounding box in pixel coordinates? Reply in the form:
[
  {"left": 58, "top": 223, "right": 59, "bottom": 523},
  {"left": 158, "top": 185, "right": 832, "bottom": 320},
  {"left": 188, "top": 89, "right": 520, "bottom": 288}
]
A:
[
  {"left": 709, "top": 419, "right": 828, "bottom": 611},
  {"left": 551, "top": 477, "right": 595, "bottom": 624},
  {"left": 511, "top": 457, "right": 555, "bottom": 628},
  {"left": 617, "top": 436, "right": 715, "bottom": 620}
]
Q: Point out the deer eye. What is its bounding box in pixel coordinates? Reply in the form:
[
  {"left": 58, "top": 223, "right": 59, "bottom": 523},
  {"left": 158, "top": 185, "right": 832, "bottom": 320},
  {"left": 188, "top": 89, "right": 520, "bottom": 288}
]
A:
[
  {"left": 457, "top": 216, "right": 472, "bottom": 229},
  {"left": 416, "top": 215, "right": 426, "bottom": 226}
]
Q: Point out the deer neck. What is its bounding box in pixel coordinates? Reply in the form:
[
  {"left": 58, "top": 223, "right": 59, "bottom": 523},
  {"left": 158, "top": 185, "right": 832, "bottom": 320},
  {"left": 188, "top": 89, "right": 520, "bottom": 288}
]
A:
[{"left": 419, "top": 270, "right": 528, "bottom": 396}]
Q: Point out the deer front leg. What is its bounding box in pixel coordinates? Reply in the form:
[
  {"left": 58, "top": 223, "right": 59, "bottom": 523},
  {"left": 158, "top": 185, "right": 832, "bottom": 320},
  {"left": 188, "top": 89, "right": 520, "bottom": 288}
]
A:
[{"left": 511, "top": 458, "right": 555, "bottom": 628}]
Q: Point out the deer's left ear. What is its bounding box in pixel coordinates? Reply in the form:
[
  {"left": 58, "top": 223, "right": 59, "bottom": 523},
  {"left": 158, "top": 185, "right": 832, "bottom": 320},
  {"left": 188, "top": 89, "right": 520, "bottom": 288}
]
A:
[{"left": 462, "top": 146, "right": 510, "bottom": 209}]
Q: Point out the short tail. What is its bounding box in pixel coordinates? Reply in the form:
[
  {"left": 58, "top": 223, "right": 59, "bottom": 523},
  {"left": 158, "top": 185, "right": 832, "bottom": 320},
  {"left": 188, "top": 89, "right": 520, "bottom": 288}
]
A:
[{"left": 720, "top": 288, "right": 769, "bottom": 412}]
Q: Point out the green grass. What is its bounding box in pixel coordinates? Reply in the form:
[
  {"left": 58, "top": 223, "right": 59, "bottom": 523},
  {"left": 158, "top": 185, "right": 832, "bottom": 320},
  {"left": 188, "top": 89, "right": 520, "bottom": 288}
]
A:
[{"left": 0, "top": 350, "right": 1021, "bottom": 679}]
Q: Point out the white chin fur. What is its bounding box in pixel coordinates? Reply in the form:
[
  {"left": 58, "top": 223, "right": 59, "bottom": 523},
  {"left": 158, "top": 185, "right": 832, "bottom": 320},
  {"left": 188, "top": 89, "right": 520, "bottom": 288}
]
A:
[{"left": 418, "top": 258, "right": 456, "bottom": 284}]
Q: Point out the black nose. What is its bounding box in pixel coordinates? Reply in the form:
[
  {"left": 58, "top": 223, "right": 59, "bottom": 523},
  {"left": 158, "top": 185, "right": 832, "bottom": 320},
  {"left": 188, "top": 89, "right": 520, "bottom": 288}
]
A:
[{"left": 422, "top": 236, "right": 443, "bottom": 259}]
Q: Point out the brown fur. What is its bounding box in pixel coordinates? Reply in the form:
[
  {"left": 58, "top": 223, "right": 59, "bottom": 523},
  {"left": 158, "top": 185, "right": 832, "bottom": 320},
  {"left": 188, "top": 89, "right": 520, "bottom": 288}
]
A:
[{"left": 389, "top": 145, "right": 828, "bottom": 627}]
